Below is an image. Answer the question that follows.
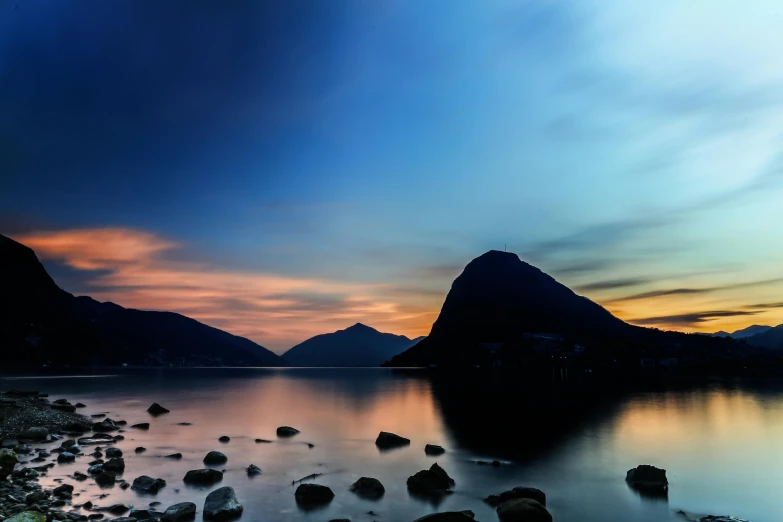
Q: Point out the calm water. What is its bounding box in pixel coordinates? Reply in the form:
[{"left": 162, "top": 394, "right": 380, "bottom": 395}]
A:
[{"left": 2, "top": 368, "right": 781, "bottom": 522}]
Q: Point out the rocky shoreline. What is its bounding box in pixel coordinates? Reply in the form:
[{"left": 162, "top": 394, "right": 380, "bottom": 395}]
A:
[{"left": 0, "top": 390, "right": 752, "bottom": 522}]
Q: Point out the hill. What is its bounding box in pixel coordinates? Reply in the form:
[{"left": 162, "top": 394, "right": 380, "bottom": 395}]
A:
[
  {"left": 745, "top": 324, "right": 783, "bottom": 350},
  {"left": 0, "top": 234, "right": 285, "bottom": 367},
  {"left": 282, "top": 323, "right": 422, "bottom": 366}
]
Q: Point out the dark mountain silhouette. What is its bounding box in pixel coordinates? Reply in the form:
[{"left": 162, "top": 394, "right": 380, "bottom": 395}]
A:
[
  {"left": 728, "top": 325, "right": 773, "bottom": 339},
  {"left": 745, "top": 324, "right": 783, "bottom": 350},
  {"left": 0, "top": 234, "right": 285, "bottom": 367},
  {"left": 711, "top": 331, "right": 731, "bottom": 338},
  {"left": 386, "top": 250, "right": 745, "bottom": 368},
  {"left": 282, "top": 323, "right": 422, "bottom": 367}
]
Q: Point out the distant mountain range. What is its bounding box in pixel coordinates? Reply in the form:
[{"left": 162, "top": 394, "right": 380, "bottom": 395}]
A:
[
  {"left": 386, "top": 250, "right": 751, "bottom": 367},
  {"left": 282, "top": 323, "right": 423, "bottom": 367},
  {"left": 0, "top": 234, "right": 285, "bottom": 367},
  {"left": 712, "top": 325, "right": 774, "bottom": 340}
]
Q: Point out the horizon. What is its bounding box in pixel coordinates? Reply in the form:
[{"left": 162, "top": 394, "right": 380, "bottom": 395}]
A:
[{"left": 4, "top": 1, "right": 783, "bottom": 352}]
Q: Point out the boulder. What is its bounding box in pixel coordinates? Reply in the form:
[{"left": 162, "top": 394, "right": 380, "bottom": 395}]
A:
[
  {"left": 57, "top": 451, "right": 76, "bottom": 463},
  {"left": 53, "top": 483, "right": 75, "bottom": 496},
  {"left": 92, "top": 419, "right": 119, "bottom": 432},
  {"left": 496, "top": 498, "right": 552, "bottom": 522},
  {"left": 203, "top": 451, "right": 228, "bottom": 465},
  {"left": 349, "top": 477, "right": 385, "bottom": 499},
  {"left": 25, "top": 491, "right": 48, "bottom": 504},
  {"left": 132, "top": 475, "right": 167, "bottom": 494},
  {"left": 184, "top": 468, "right": 224, "bottom": 485},
  {"left": 485, "top": 487, "right": 547, "bottom": 507},
  {"left": 95, "top": 470, "right": 117, "bottom": 487},
  {"left": 295, "top": 483, "right": 335, "bottom": 506},
  {"left": 130, "top": 509, "right": 159, "bottom": 520},
  {"left": 0, "top": 448, "right": 18, "bottom": 479},
  {"left": 17, "top": 427, "right": 48, "bottom": 440},
  {"left": 104, "top": 457, "right": 126, "bottom": 473},
  {"left": 147, "top": 403, "right": 170, "bottom": 415},
  {"left": 425, "top": 444, "right": 445, "bottom": 456},
  {"left": 105, "top": 447, "right": 122, "bottom": 458},
  {"left": 413, "top": 512, "right": 476, "bottom": 522},
  {"left": 107, "top": 504, "right": 130, "bottom": 514},
  {"left": 375, "top": 431, "right": 410, "bottom": 449},
  {"left": 407, "top": 463, "right": 455, "bottom": 495},
  {"left": 3, "top": 512, "right": 47, "bottom": 522},
  {"left": 161, "top": 502, "right": 197, "bottom": 522},
  {"left": 132, "top": 423, "right": 150, "bottom": 430},
  {"left": 626, "top": 465, "right": 668, "bottom": 489},
  {"left": 204, "top": 486, "right": 243, "bottom": 520},
  {"left": 276, "top": 426, "right": 300, "bottom": 437},
  {"left": 89, "top": 463, "right": 105, "bottom": 474},
  {"left": 247, "top": 464, "right": 262, "bottom": 476}
]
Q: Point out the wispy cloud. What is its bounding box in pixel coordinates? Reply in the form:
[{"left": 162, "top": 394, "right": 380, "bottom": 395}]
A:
[
  {"left": 574, "top": 277, "right": 651, "bottom": 292},
  {"left": 610, "top": 278, "right": 783, "bottom": 304},
  {"left": 629, "top": 310, "right": 760, "bottom": 327}
]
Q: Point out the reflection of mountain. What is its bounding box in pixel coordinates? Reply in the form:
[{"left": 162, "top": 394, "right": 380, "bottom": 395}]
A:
[
  {"left": 0, "top": 234, "right": 285, "bottom": 367},
  {"left": 282, "top": 323, "right": 422, "bottom": 367}
]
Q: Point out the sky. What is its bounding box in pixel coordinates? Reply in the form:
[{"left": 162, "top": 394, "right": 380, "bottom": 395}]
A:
[{"left": 3, "top": 0, "right": 783, "bottom": 353}]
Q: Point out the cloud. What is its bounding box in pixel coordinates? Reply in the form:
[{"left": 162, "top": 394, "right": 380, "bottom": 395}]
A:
[
  {"left": 13, "top": 228, "right": 437, "bottom": 352},
  {"left": 574, "top": 277, "right": 651, "bottom": 292},
  {"left": 629, "top": 310, "right": 760, "bottom": 327},
  {"left": 744, "top": 302, "right": 783, "bottom": 310},
  {"left": 610, "top": 278, "right": 783, "bottom": 303}
]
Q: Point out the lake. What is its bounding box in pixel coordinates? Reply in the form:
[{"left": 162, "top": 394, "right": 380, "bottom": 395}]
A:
[{"left": 2, "top": 368, "right": 780, "bottom": 522}]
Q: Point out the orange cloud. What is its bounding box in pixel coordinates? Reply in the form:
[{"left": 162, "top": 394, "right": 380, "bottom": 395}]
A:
[{"left": 14, "top": 228, "right": 438, "bottom": 352}]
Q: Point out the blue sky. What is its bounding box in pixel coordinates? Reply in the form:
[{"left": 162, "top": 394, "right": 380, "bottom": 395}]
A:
[{"left": 3, "top": 0, "right": 783, "bottom": 351}]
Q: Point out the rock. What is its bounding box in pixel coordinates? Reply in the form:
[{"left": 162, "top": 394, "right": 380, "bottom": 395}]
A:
[
  {"left": 246, "top": 464, "right": 262, "bottom": 476},
  {"left": 25, "top": 491, "right": 48, "bottom": 504},
  {"left": 91, "top": 413, "right": 106, "bottom": 418},
  {"left": 696, "top": 517, "right": 750, "bottom": 522},
  {"left": 17, "top": 427, "right": 48, "bottom": 440},
  {"left": 183, "top": 469, "right": 223, "bottom": 485},
  {"left": 61, "top": 439, "right": 78, "bottom": 448},
  {"left": 0, "top": 448, "right": 19, "bottom": 479},
  {"left": 375, "top": 431, "right": 410, "bottom": 449},
  {"left": 114, "top": 434, "right": 125, "bottom": 441},
  {"left": 84, "top": 501, "right": 94, "bottom": 509},
  {"left": 626, "top": 465, "right": 668, "bottom": 489},
  {"left": 131, "top": 423, "right": 150, "bottom": 430},
  {"left": 161, "top": 502, "right": 197, "bottom": 522},
  {"left": 491, "top": 460, "right": 501, "bottom": 467},
  {"left": 294, "top": 483, "right": 335, "bottom": 506},
  {"left": 177, "top": 422, "right": 193, "bottom": 425},
  {"left": 349, "top": 477, "right": 385, "bottom": 499},
  {"left": 73, "top": 471, "right": 88, "bottom": 481},
  {"left": 165, "top": 453, "right": 183, "bottom": 459},
  {"left": 132, "top": 475, "right": 167, "bottom": 494},
  {"left": 203, "top": 486, "right": 243, "bottom": 520},
  {"left": 78, "top": 434, "right": 115, "bottom": 445},
  {"left": 485, "top": 487, "right": 547, "bottom": 507},
  {"left": 51, "top": 403, "right": 76, "bottom": 412},
  {"left": 117, "top": 420, "right": 128, "bottom": 425},
  {"left": 407, "top": 463, "right": 455, "bottom": 495},
  {"left": 107, "top": 504, "right": 130, "bottom": 514},
  {"left": 75, "top": 402, "right": 87, "bottom": 408},
  {"left": 203, "top": 451, "right": 227, "bottom": 465},
  {"left": 254, "top": 438, "right": 272, "bottom": 443},
  {"left": 53, "top": 484, "right": 74, "bottom": 496},
  {"left": 95, "top": 470, "right": 116, "bottom": 487},
  {"left": 92, "top": 419, "right": 119, "bottom": 432},
  {"left": 105, "top": 448, "right": 122, "bottom": 458},
  {"left": 57, "top": 452, "right": 76, "bottom": 463},
  {"left": 424, "top": 444, "right": 445, "bottom": 456},
  {"left": 413, "top": 512, "right": 476, "bottom": 522},
  {"left": 67, "top": 444, "right": 82, "bottom": 454},
  {"left": 496, "top": 498, "right": 552, "bottom": 522},
  {"left": 147, "top": 403, "right": 170, "bottom": 415},
  {"left": 64, "top": 420, "right": 92, "bottom": 432},
  {"left": 135, "top": 447, "right": 147, "bottom": 453},
  {"left": 129, "top": 509, "right": 158, "bottom": 520},
  {"left": 3, "top": 511, "right": 47, "bottom": 522},
  {"left": 103, "top": 457, "right": 125, "bottom": 473},
  {"left": 88, "top": 463, "right": 105, "bottom": 474},
  {"left": 88, "top": 515, "right": 104, "bottom": 520},
  {"left": 276, "top": 426, "right": 299, "bottom": 437}
]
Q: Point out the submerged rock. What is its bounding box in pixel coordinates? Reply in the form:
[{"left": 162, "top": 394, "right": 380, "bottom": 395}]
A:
[
  {"left": 132, "top": 475, "right": 167, "bottom": 494},
  {"left": 203, "top": 451, "right": 228, "bottom": 465},
  {"left": 349, "top": 477, "right": 385, "bottom": 499},
  {"left": 496, "top": 498, "right": 552, "bottom": 522},
  {"left": 376, "top": 431, "right": 410, "bottom": 449},
  {"left": 147, "top": 403, "right": 170, "bottom": 415},
  {"left": 276, "top": 426, "right": 300, "bottom": 437},
  {"left": 161, "top": 502, "right": 197, "bottom": 522},
  {"left": 165, "top": 453, "right": 183, "bottom": 459},
  {"left": 184, "top": 468, "right": 224, "bottom": 485},
  {"left": 485, "top": 487, "right": 547, "bottom": 507},
  {"left": 626, "top": 465, "right": 668, "bottom": 489},
  {"left": 407, "top": 463, "right": 455, "bottom": 495},
  {"left": 295, "top": 483, "right": 335, "bottom": 506},
  {"left": 0, "top": 448, "right": 19, "bottom": 479},
  {"left": 425, "top": 444, "right": 445, "bottom": 456},
  {"left": 413, "top": 513, "right": 475, "bottom": 522},
  {"left": 246, "top": 464, "right": 262, "bottom": 476},
  {"left": 255, "top": 438, "right": 272, "bottom": 443},
  {"left": 107, "top": 504, "right": 130, "bottom": 514},
  {"left": 132, "top": 423, "right": 150, "bottom": 430},
  {"left": 204, "top": 486, "right": 243, "bottom": 520}
]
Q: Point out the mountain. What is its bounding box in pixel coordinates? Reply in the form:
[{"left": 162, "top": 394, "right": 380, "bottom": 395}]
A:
[
  {"left": 729, "top": 325, "right": 773, "bottom": 339},
  {"left": 745, "top": 324, "right": 783, "bottom": 350},
  {"left": 0, "top": 234, "right": 285, "bottom": 367},
  {"left": 387, "top": 250, "right": 632, "bottom": 367},
  {"left": 711, "top": 331, "right": 731, "bottom": 338},
  {"left": 282, "top": 323, "right": 422, "bottom": 366}
]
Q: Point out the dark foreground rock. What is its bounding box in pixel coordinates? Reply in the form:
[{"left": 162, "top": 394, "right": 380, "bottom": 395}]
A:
[
  {"left": 295, "top": 483, "right": 335, "bottom": 506},
  {"left": 247, "top": 464, "right": 262, "bottom": 476},
  {"left": 626, "top": 465, "right": 668, "bottom": 489},
  {"left": 204, "top": 486, "right": 243, "bottom": 520},
  {"left": 184, "top": 469, "right": 224, "bottom": 485},
  {"left": 496, "top": 498, "right": 552, "bottom": 522},
  {"left": 162, "top": 502, "right": 197, "bottom": 522},
  {"left": 95, "top": 470, "right": 117, "bottom": 487},
  {"left": 413, "top": 512, "right": 476, "bottom": 522},
  {"left": 349, "top": 477, "right": 385, "bottom": 499},
  {"left": 407, "top": 463, "right": 455, "bottom": 496},
  {"left": 425, "top": 444, "right": 445, "bottom": 456},
  {"left": 4, "top": 512, "right": 47, "bottom": 522},
  {"left": 218, "top": 436, "right": 230, "bottom": 443},
  {"left": 485, "top": 487, "right": 547, "bottom": 507},
  {"left": 1, "top": 449, "right": 19, "bottom": 478},
  {"left": 203, "top": 451, "right": 227, "bottom": 465},
  {"left": 375, "top": 431, "right": 410, "bottom": 449},
  {"left": 132, "top": 475, "right": 167, "bottom": 494},
  {"left": 147, "top": 403, "right": 170, "bottom": 415},
  {"left": 276, "top": 426, "right": 300, "bottom": 437}
]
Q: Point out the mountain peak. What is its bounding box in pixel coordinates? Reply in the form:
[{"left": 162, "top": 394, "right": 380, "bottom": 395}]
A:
[{"left": 345, "top": 322, "right": 376, "bottom": 332}]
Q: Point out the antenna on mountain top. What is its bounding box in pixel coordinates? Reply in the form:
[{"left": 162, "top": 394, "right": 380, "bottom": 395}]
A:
[{"left": 504, "top": 244, "right": 507, "bottom": 252}]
